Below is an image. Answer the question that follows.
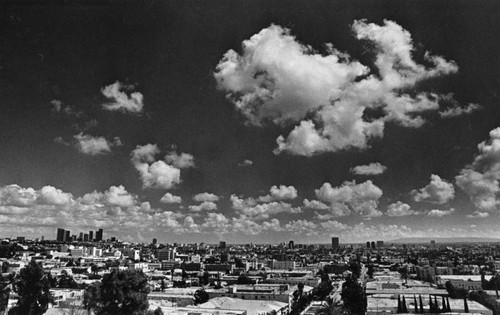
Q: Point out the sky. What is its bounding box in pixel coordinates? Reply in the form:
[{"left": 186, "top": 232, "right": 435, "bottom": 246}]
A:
[{"left": 2, "top": 0, "right": 500, "bottom": 244}]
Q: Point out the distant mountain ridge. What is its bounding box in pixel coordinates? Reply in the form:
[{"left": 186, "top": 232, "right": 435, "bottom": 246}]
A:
[{"left": 387, "top": 237, "right": 500, "bottom": 244}]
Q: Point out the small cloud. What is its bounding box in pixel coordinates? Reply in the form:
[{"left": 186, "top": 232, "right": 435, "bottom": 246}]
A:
[
  {"left": 193, "top": 193, "right": 219, "bottom": 203},
  {"left": 189, "top": 201, "right": 218, "bottom": 212},
  {"left": 165, "top": 151, "right": 195, "bottom": 169},
  {"left": 160, "top": 193, "right": 182, "bottom": 204},
  {"left": 101, "top": 81, "right": 144, "bottom": 114},
  {"left": 440, "top": 103, "right": 481, "bottom": 118},
  {"left": 238, "top": 159, "right": 254, "bottom": 167},
  {"left": 467, "top": 211, "right": 489, "bottom": 219},
  {"left": 427, "top": 208, "right": 455, "bottom": 217},
  {"left": 54, "top": 137, "right": 70, "bottom": 146},
  {"left": 386, "top": 201, "right": 418, "bottom": 217},
  {"left": 74, "top": 133, "right": 116, "bottom": 156},
  {"left": 258, "top": 185, "right": 297, "bottom": 202},
  {"left": 350, "top": 162, "right": 387, "bottom": 175},
  {"left": 50, "top": 99, "right": 83, "bottom": 117}
]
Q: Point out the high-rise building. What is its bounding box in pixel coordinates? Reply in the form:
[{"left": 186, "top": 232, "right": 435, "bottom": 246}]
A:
[
  {"left": 64, "top": 230, "right": 70, "bottom": 242},
  {"left": 289, "top": 240, "right": 294, "bottom": 249},
  {"left": 96, "top": 229, "right": 103, "bottom": 242},
  {"left": 57, "top": 228, "right": 65, "bottom": 242},
  {"left": 331, "top": 237, "right": 339, "bottom": 249},
  {"left": 84, "top": 234, "right": 89, "bottom": 242},
  {"left": 219, "top": 241, "right": 226, "bottom": 249},
  {"left": 152, "top": 238, "right": 157, "bottom": 245},
  {"left": 376, "top": 240, "right": 384, "bottom": 248},
  {"left": 89, "top": 231, "right": 94, "bottom": 241},
  {"left": 79, "top": 232, "right": 83, "bottom": 241},
  {"left": 366, "top": 241, "right": 370, "bottom": 248}
]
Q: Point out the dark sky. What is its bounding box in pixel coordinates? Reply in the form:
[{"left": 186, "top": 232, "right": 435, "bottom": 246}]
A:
[{"left": 1, "top": 0, "right": 500, "bottom": 243}]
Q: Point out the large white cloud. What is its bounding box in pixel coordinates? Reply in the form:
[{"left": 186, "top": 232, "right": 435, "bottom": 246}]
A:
[
  {"left": 315, "top": 180, "right": 383, "bottom": 217},
  {"left": 456, "top": 127, "right": 500, "bottom": 211},
  {"left": 130, "top": 144, "right": 194, "bottom": 190},
  {"left": 412, "top": 174, "right": 455, "bottom": 204},
  {"left": 101, "top": 81, "right": 144, "bottom": 114},
  {"left": 215, "top": 20, "right": 460, "bottom": 156}
]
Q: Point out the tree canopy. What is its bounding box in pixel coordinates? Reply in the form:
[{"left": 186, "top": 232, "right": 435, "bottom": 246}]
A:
[
  {"left": 83, "top": 269, "right": 151, "bottom": 315},
  {"left": 8, "top": 261, "right": 52, "bottom": 315}
]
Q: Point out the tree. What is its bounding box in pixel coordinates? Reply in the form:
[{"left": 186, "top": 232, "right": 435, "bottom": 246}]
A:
[
  {"left": 193, "top": 288, "right": 209, "bottom": 305},
  {"left": 57, "top": 270, "right": 79, "bottom": 289},
  {"left": 83, "top": 269, "right": 150, "bottom": 315},
  {"left": 201, "top": 271, "right": 210, "bottom": 286},
  {"left": 237, "top": 273, "right": 254, "bottom": 285},
  {"left": 367, "top": 264, "right": 374, "bottom": 279},
  {"left": 340, "top": 274, "right": 366, "bottom": 315},
  {"left": 445, "top": 281, "right": 468, "bottom": 299},
  {"left": 8, "top": 261, "right": 52, "bottom": 315},
  {"left": 91, "top": 264, "right": 98, "bottom": 276},
  {"left": 1, "top": 262, "right": 8, "bottom": 274}
]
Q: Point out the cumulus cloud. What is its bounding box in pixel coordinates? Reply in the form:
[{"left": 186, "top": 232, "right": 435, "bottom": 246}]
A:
[
  {"left": 467, "top": 211, "right": 489, "bottom": 219},
  {"left": 165, "top": 152, "right": 195, "bottom": 169},
  {"left": 284, "top": 219, "right": 319, "bottom": 235},
  {"left": 315, "top": 180, "right": 383, "bottom": 217},
  {"left": 188, "top": 201, "right": 218, "bottom": 212},
  {"left": 427, "top": 208, "right": 455, "bottom": 217},
  {"left": 438, "top": 95, "right": 480, "bottom": 118},
  {"left": 230, "top": 194, "right": 301, "bottom": 220},
  {"left": 238, "top": 159, "right": 254, "bottom": 167},
  {"left": 160, "top": 193, "right": 182, "bottom": 204},
  {"left": 193, "top": 192, "right": 219, "bottom": 203},
  {"left": 74, "top": 133, "right": 121, "bottom": 156},
  {"left": 386, "top": 201, "right": 418, "bottom": 217},
  {"left": 350, "top": 162, "right": 387, "bottom": 176},
  {"left": 258, "top": 185, "right": 297, "bottom": 202},
  {"left": 215, "top": 21, "right": 461, "bottom": 156},
  {"left": 37, "top": 186, "right": 73, "bottom": 206},
  {"left": 130, "top": 144, "right": 194, "bottom": 190},
  {"left": 101, "top": 81, "right": 144, "bottom": 114},
  {"left": 456, "top": 127, "right": 500, "bottom": 211},
  {"left": 412, "top": 174, "right": 455, "bottom": 204}
]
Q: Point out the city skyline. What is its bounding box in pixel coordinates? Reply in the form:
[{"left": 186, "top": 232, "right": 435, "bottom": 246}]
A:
[{"left": 2, "top": 1, "right": 500, "bottom": 244}]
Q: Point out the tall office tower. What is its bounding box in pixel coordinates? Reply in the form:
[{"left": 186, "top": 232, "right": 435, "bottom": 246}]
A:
[
  {"left": 89, "top": 231, "right": 94, "bottom": 241},
  {"left": 96, "top": 229, "right": 103, "bottom": 242},
  {"left": 331, "top": 237, "right": 339, "bottom": 249},
  {"left": 371, "top": 241, "right": 376, "bottom": 249},
  {"left": 219, "top": 241, "right": 226, "bottom": 249},
  {"left": 376, "top": 241, "right": 384, "bottom": 248},
  {"left": 152, "top": 238, "right": 157, "bottom": 245},
  {"left": 79, "top": 232, "right": 83, "bottom": 241},
  {"left": 289, "top": 240, "right": 294, "bottom": 249},
  {"left": 57, "top": 228, "right": 65, "bottom": 242},
  {"left": 64, "top": 230, "right": 70, "bottom": 242},
  {"left": 84, "top": 234, "right": 89, "bottom": 242},
  {"left": 366, "top": 241, "right": 370, "bottom": 248}
]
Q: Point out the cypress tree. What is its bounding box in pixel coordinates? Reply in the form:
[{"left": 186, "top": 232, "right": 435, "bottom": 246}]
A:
[
  {"left": 402, "top": 295, "right": 408, "bottom": 313},
  {"left": 397, "top": 295, "right": 402, "bottom": 313},
  {"left": 419, "top": 295, "right": 424, "bottom": 313},
  {"left": 429, "top": 295, "right": 434, "bottom": 313},
  {"left": 414, "top": 295, "right": 418, "bottom": 313},
  {"left": 464, "top": 298, "right": 469, "bottom": 313}
]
